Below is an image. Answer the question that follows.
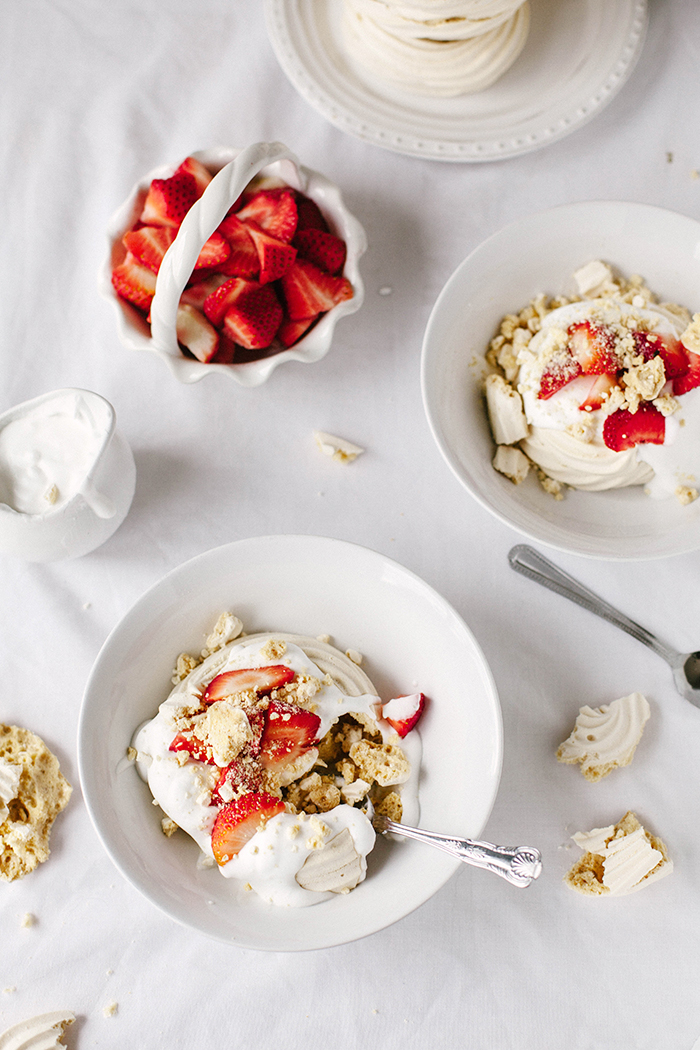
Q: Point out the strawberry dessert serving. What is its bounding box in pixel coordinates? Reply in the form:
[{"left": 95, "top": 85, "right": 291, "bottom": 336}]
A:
[
  {"left": 132, "top": 613, "right": 425, "bottom": 907},
  {"left": 485, "top": 261, "right": 700, "bottom": 503},
  {"left": 111, "top": 155, "right": 354, "bottom": 365}
]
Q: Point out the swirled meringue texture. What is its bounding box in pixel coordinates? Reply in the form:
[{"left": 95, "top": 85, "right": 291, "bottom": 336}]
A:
[
  {"left": 556, "top": 692, "right": 651, "bottom": 782},
  {"left": 341, "top": 0, "right": 530, "bottom": 96}
]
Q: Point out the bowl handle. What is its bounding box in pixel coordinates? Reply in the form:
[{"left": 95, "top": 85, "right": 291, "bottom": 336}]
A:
[{"left": 149, "top": 141, "right": 299, "bottom": 359}]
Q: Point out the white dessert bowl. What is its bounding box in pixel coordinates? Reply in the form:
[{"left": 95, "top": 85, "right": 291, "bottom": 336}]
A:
[
  {"left": 421, "top": 200, "right": 700, "bottom": 560},
  {"left": 78, "top": 535, "right": 502, "bottom": 951},
  {"left": 0, "top": 388, "right": 135, "bottom": 562},
  {"left": 99, "top": 143, "right": 366, "bottom": 387}
]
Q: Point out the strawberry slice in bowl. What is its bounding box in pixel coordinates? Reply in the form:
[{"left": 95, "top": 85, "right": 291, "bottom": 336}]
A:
[
  {"left": 211, "top": 793, "right": 285, "bottom": 864},
  {"left": 101, "top": 145, "right": 366, "bottom": 385}
]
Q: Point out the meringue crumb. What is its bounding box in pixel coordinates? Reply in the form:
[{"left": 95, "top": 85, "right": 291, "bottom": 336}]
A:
[
  {"left": 378, "top": 286, "right": 392, "bottom": 296},
  {"left": 675, "top": 485, "right": 698, "bottom": 505},
  {"left": 345, "top": 648, "right": 363, "bottom": 665},
  {"left": 126, "top": 746, "right": 137, "bottom": 762},
  {"left": 316, "top": 634, "right": 331, "bottom": 644},
  {"left": 161, "top": 817, "right": 179, "bottom": 837},
  {"left": 313, "top": 430, "right": 364, "bottom": 463},
  {"left": 44, "top": 484, "right": 59, "bottom": 505},
  {"left": 103, "top": 1001, "right": 118, "bottom": 1018},
  {"left": 3, "top": 987, "right": 16, "bottom": 995},
  {"left": 21, "top": 912, "right": 36, "bottom": 928}
]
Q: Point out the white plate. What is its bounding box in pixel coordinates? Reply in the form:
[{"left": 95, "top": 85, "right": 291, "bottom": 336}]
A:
[
  {"left": 265, "top": 0, "right": 647, "bottom": 162},
  {"left": 78, "top": 536, "right": 502, "bottom": 950},
  {"left": 421, "top": 201, "right": 700, "bottom": 560}
]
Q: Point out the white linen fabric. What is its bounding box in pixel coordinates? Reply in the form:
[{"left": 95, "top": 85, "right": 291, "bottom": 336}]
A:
[{"left": 1, "top": 1, "right": 700, "bottom": 1048}]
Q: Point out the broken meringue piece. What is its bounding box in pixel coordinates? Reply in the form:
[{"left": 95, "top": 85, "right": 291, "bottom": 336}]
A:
[
  {"left": 484, "top": 373, "right": 529, "bottom": 446},
  {"left": 295, "top": 827, "right": 366, "bottom": 892},
  {"left": 556, "top": 692, "right": 650, "bottom": 781},
  {"left": 313, "top": 430, "right": 365, "bottom": 463},
  {"left": 0, "top": 1011, "right": 75, "bottom": 1050},
  {"left": 565, "top": 811, "right": 672, "bottom": 896}
]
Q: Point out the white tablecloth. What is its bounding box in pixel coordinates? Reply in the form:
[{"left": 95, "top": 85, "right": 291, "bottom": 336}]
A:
[{"left": 2, "top": 2, "right": 700, "bottom": 1047}]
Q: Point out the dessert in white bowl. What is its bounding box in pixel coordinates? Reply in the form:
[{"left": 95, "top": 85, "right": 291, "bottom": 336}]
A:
[
  {"left": 486, "top": 261, "right": 700, "bottom": 504},
  {"left": 133, "top": 615, "right": 423, "bottom": 907}
]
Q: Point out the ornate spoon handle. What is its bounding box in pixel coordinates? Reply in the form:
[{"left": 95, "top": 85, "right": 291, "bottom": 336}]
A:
[{"left": 374, "top": 814, "right": 542, "bottom": 888}]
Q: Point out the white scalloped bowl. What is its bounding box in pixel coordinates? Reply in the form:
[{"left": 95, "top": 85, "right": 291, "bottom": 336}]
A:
[
  {"left": 421, "top": 201, "right": 700, "bottom": 560},
  {"left": 99, "top": 144, "right": 366, "bottom": 387}
]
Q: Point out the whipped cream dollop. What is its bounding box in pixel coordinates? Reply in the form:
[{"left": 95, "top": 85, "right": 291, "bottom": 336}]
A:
[
  {"left": 0, "top": 390, "right": 113, "bottom": 517},
  {"left": 556, "top": 692, "right": 651, "bottom": 781},
  {"left": 341, "top": 0, "right": 530, "bottom": 96},
  {"left": 134, "top": 632, "right": 420, "bottom": 907}
]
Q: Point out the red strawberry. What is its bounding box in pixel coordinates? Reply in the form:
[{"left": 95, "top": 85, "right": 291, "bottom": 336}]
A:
[
  {"left": 673, "top": 349, "right": 700, "bottom": 395},
  {"left": 140, "top": 170, "right": 197, "bottom": 228},
  {"left": 280, "top": 258, "right": 353, "bottom": 321},
  {"left": 381, "top": 693, "right": 426, "bottom": 737},
  {"left": 293, "top": 228, "right": 346, "bottom": 275},
  {"left": 602, "top": 402, "right": 666, "bottom": 451},
  {"left": 237, "top": 188, "right": 298, "bottom": 244},
  {"left": 202, "top": 277, "right": 258, "bottom": 327},
  {"left": 169, "top": 732, "right": 214, "bottom": 765},
  {"left": 211, "top": 334, "right": 238, "bottom": 364},
  {"left": 111, "top": 252, "right": 157, "bottom": 311},
  {"left": 210, "top": 760, "right": 262, "bottom": 806},
  {"left": 175, "top": 156, "right": 213, "bottom": 197},
  {"left": 216, "top": 215, "right": 260, "bottom": 278},
  {"left": 538, "top": 348, "right": 582, "bottom": 399},
  {"left": 294, "top": 191, "right": 329, "bottom": 232},
  {"left": 568, "top": 320, "right": 621, "bottom": 375},
  {"left": 180, "top": 273, "right": 230, "bottom": 311},
  {"left": 277, "top": 316, "right": 315, "bottom": 347},
  {"left": 194, "top": 231, "right": 230, "bottom": 271},
  {"left": 259, "top": 701, "right": 321, "bottom": 771},
  {"left": 634, "top": 330, "right": 689, "bottom": 379},
  {"left": 202, "top": 665, "right": 295, "bottom": 705},
  {"left": 123, "top": 225, "right": 175, "bottom": 273},
  {"left": 245, "top": 222, "right": 297, "bottom": 284},
  {"left": 578, "top": 373, "right": 618, "bottom": 411},
  {"left": 223, "top": 284, "right": 283, "bottom": 350},
  {"left": 176, "top": 305, "right": 219, "bottom": 363},
  {"left": 211, "top": 793, "right": 285, "bottom": 863}
]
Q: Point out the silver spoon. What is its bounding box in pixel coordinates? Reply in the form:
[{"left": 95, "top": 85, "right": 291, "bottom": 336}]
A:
[
  {"left": 509, "top": 544, "right": 700, "bottom": 706},
  {"left": 369, "top": 807, "right": 542, "bottom": 888}
]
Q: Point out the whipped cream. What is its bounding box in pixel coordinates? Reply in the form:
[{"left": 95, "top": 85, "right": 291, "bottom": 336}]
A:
[
  {"left": 556, "top": 692, "right": 650, "bottom": 781},
  {"left": 0, "top": 390, "right": 113, "bottom": 517},
  {"left": 134, "top": 632, "right": 421, "bottom": 907}
]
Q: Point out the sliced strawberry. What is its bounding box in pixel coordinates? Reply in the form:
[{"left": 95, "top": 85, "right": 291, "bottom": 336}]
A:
[
  {"left": 111, "top": 252, "right": 157, "bottom": 311},
  {"left": 602, "top": 402, "right": 666, "bottom": 451},
  {"left": 202, "top": 277, "right": 258, "bottom": 327},
  {"left": 236, "top": 188, "right": 298, "bottom": 244},
  {"left": 277, "top": 316, "right": 315, "bottom": 347},
  {"left": 211, "top": 334, "right": 238, "bottom": 364},
  {"left": 381, "top": 693, "right": 426, "bottom": 737},
  {"left": 633, "top": 330, "right": 688, "bottom": 379},
  {"left": 538, "top": 347, "right": 582, "bottom": 399},
  {"left": 215, "top": 215, "right": 260, "bottom": 278},
  {"left": 223, "top": 284, "right": 283, "bottom": 350},
  {"left": 259, "top": 701, "right": 321, "bottom": 771},
  {"left": 211, "top": 793, "right": 285, "bottom": 863},
  {"left": 140, "top": 170, "right": 197, "bottom": 228},
  {"left": 123, "top": 225, "right": 175, "bottom": 273},
  {"left": 176, "top": 305, "right": 219, "bottom": 363},
  {"left": 194, "top": 231, "right": 230, "bottom": 271},
  {"left": 294, "top": 192, "right": 329, "bottom": 232},
  {"left": 578, "top": 374, "right": 618, "bottom": 411},
  {"left": 169, "top": 732, "right": 215, "bottom": 765},
  {"left": 673, "top": 349, "right": 700, "bottom": 395},
  {"left": 180, "top": 273, "right": 230, "bottom": 311},
  {"left": 293, "top": 228, "right": 346, "bottom": 275},
  {"left": 280, "top": 258, "right": 353, "bottom": 321},
  {"left": 210, "top": 759, "right": 262, "bottom": 806},
  {"left": 568, "top": 320, "right": 621, "bottom": 375},
  {"left": 202, "top": 665, "right": 295, "bottom": 705},
  {"left": 175, "top": 156, "right": 213, "bottom": 197},
  {"left": 245, "top": 222, "right": 297, "bottom": 284}
]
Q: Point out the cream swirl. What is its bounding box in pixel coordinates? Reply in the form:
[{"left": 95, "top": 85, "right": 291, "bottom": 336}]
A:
[{"left": 556, "top": 692, "right": 651, "bottom": 781}]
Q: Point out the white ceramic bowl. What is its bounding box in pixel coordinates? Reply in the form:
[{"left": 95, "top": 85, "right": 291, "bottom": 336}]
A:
[
  {"left": 421, "top": 201, "right": 700, "bottom": 560},
  {"left": 99, "top": 142, "right": 366, "bottom": 387},
  {"left": 78, "top": 535, "right": 502, "bottom": 951}
]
